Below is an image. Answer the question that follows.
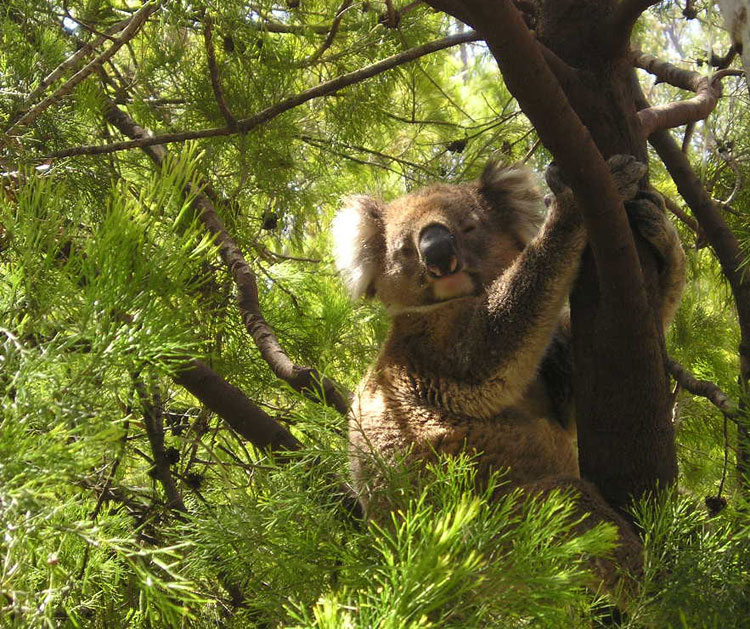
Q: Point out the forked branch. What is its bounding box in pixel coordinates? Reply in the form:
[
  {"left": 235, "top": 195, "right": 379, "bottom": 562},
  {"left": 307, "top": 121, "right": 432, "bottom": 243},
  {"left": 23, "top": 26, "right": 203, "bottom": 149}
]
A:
[{"left": 633, "top": 50, "right": 742, "bottom": 137}]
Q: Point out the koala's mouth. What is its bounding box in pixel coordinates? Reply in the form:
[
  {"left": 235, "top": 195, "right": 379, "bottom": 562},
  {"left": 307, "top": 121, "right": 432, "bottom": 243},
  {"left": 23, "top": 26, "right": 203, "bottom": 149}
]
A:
[{"left": 429, "top": 271, "right": 476, "bottom": 301}]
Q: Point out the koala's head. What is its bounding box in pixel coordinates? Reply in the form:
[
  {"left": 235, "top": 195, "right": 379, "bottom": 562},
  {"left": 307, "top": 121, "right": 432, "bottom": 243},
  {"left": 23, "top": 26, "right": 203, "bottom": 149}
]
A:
[{"left": 333, "top": 163, "right": 545, "bottom": 313}]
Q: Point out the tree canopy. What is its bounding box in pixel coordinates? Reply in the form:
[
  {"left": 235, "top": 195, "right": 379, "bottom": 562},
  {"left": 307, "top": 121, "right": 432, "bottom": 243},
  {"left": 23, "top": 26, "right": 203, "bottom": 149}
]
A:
[{"left": 2, "top": 0, "right": 750, "bottom": 626}]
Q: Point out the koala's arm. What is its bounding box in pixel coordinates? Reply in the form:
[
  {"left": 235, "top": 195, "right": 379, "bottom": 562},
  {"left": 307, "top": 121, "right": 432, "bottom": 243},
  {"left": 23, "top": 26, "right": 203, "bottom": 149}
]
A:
[
  {"left": 458, "top": 190, "right": 585, "bottom": 407},
  {"left": 456, "top": 156, "right": 650, "bottom": 411}
]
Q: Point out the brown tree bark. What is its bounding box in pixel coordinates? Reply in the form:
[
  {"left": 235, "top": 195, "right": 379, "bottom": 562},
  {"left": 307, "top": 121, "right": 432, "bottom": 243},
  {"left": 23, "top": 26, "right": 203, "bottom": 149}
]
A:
[{"left": 424, "top": 0, "right": 676, "bottom": 509}]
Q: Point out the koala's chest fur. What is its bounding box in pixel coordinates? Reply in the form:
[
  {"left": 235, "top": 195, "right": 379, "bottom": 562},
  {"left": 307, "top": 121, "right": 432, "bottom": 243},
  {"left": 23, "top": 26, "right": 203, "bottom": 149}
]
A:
[{"left": 349, "top": 340, "right": 579, "bottom": 507}]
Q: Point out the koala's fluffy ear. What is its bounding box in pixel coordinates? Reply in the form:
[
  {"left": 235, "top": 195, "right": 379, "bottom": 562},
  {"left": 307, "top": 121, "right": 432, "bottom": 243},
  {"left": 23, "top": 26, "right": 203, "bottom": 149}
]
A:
[
  {"left": 332, "top": 195, "right": 385, "bottom": 299},
  {"left": 479, "top": 162, "right": 545, "bottom": 245}
]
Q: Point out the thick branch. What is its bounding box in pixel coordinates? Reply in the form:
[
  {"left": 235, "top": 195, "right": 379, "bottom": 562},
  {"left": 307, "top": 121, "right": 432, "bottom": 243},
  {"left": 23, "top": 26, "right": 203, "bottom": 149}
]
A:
[
  {"left": 632, "top": 50, "right": 704, "bottom": 91},
  {"left": 638, "top": 80, "right": 721, "bottom": 137},
  {"left": 667, "top": 358, "right": 738, "bottom": 419},
  {"left": 174, "top": 359, "right": 301, "bottom": 451},
  {"left": 633, "top": 52, "right": 742, "bottom": 137},
  {"left": 633, "top": 51, "right": 723, "bottom": 137},
  {"left": 104, "top": 102, "right": 351, "bottom": 415},
  {"left": 6, "top": 2, "right": 157, "bottom": 133},
  {"left": 45, "top": 31, "right": 480, "bottom": 159},
  {"left": 608, "top": 1, "right": 662, "bottom": 56}
]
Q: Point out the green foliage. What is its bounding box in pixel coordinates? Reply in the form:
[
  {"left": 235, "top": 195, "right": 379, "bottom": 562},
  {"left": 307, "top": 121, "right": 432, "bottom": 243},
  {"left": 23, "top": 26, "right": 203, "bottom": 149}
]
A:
[
  {"left": 1, "top": 0, "right": 750, "bottom": 626},
  {"left": 629, "top": 491, "right": 750, "bottom": 628}
]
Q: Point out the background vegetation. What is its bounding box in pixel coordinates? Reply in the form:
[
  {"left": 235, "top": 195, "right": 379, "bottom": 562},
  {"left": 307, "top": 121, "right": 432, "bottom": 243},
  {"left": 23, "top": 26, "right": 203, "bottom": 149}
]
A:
[{"left": 1, "top": 0, "right": 750, "bottom": 626}]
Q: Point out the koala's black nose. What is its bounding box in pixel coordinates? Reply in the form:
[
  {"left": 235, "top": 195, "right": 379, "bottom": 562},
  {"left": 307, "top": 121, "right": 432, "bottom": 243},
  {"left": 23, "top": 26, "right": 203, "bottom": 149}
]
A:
[{"left": 419, "top": 223, "right": 460, "bottom": 277}]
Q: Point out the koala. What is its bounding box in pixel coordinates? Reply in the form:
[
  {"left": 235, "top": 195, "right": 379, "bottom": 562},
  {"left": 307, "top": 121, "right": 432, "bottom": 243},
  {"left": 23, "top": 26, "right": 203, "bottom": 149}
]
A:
[{"left": 333, "top": 157, "right": 684, "bottom": 584}]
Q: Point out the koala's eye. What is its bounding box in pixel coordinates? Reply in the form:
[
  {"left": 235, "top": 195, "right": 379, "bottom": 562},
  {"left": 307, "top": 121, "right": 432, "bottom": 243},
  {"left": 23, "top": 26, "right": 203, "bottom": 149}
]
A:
[{"left": 462, "top": 223, "right": 477, "bottom": 234}]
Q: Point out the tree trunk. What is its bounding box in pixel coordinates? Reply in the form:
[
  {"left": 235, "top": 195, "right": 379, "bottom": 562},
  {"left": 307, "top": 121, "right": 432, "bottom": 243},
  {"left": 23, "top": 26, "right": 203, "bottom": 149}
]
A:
[
  {"left": 425, "top": 0, "right": 677, "bottom": 510},
  {"left": 536, "top": 0, "right": 676, "bottom": 509}
]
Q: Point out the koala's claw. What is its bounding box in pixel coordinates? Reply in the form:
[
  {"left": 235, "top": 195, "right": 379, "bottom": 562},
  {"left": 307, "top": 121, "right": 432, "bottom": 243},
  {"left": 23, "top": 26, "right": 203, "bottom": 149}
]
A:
[{"left": 607, "top": 154, "right": 647, "bottom": 202}]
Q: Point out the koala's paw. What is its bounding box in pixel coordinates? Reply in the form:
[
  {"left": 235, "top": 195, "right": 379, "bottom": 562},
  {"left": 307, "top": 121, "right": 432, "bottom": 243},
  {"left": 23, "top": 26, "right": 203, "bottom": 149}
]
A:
[
  {"left": 625, "top": 191, "right": 672, "bottom": 262},
  {"left": 608, "top": 154, "right": 647, "bottom": 202},
  {"left": 544, "top": 162, "right": 570, "bottom": 197}
]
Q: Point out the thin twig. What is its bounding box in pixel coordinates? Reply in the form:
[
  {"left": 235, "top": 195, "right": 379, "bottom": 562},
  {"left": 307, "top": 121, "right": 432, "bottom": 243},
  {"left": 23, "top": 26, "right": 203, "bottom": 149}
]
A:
[
  {"left": 6, "top": 2, "right": 158, "bottom": 133},
  {"left": 12, "top": 16, "right": 132, "bottom": 121},
  {"left": 302, "top": 0, "right": 353, "bottom": 66},
  {"left": 203, "top": 14, "right": 236, "bottom": 129},
  {"left": 301, "top": 134, "right": 434, "bottom": 175}
]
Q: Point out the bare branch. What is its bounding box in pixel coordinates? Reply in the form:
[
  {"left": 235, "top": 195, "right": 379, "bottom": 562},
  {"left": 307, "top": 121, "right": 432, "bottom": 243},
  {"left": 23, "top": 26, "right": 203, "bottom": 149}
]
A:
[
  {"left": 6, "top": 2, "right": 158, "bottom": 133},
  {"left": 203, "top": 14, "right": 236, "bottom": 129},
  {"left": 174, "top": 359, "right": 301, "bottom": 452},
  {"left": 632, "top": 51, "right": 729, "bottom": 137},
  {"left": 667, "top": 358, "right": 739, "bottom": 419},
  {"left": 638, "top": 79, "right": 721, "bottom": 137},
  {"left": 632, "top": 50, "right": 704, "bottom": 91},
  {"left": 45, "top": 31, "right": 480, "bottom": 159},
  {"left": 133, "top": 377, "right": 187, "bottom": 513},
  {"left": 104, "top": 102, "right": 351, "bottom": 415}
]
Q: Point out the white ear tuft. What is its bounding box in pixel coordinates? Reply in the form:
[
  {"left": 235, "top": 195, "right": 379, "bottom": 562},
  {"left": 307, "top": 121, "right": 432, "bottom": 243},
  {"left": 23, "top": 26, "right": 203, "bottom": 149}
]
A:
[
  {"left": 332, "top": 195, "right": 384, "bottom": 299},
  {"left": 480, "top": 163, "right": 546, "bottom": 245}
]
